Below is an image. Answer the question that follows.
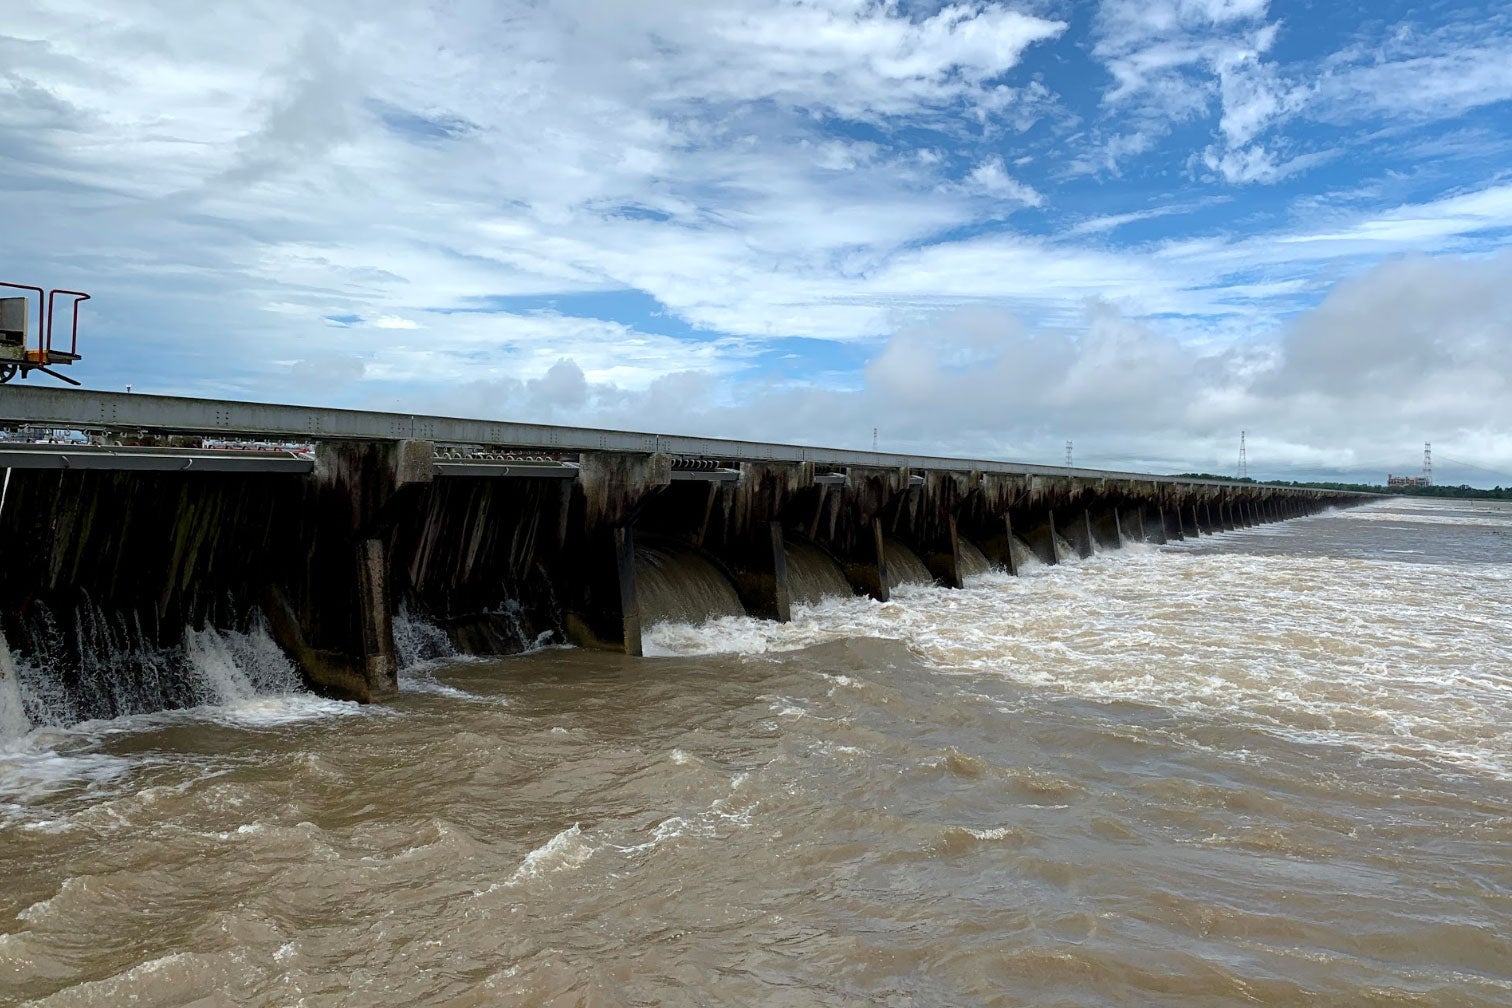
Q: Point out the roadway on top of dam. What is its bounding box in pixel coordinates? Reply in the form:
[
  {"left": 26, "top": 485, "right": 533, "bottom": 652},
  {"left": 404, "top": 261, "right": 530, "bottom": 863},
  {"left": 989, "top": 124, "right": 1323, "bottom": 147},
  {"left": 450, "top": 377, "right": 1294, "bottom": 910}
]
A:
[{"left": 0, "top": 385, "right": 1330, "bottom": 494}]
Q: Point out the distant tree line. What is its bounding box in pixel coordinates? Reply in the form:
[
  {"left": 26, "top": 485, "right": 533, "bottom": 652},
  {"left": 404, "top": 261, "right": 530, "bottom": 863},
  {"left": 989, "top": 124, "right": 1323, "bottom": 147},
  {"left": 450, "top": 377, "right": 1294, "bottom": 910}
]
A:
[{"left": 1172, "top": 474, "right": 1512, "bottom": 500}]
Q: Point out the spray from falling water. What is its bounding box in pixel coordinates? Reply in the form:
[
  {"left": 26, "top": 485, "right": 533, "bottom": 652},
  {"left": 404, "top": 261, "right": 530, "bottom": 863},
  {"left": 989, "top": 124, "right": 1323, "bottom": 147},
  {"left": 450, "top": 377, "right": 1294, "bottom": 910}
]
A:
[
  {"left": 1, "top": 628, "right": 30, "bottom": 744},
  {"left": 393, "top": 603, "right": 459, "bottom": 670},
  {"left": 3, "top": 601, "right": 305, "bottom": 735}
]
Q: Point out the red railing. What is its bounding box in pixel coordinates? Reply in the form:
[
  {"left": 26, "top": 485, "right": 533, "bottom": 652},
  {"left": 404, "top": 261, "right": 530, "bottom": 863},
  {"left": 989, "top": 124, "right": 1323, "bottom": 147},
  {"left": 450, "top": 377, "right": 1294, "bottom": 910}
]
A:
[
  {"left": 46, "top": 289, "right": 91, "bottom": 357},
  {"left": 1, "top": 282, "right": 91, "bottom": 364}
]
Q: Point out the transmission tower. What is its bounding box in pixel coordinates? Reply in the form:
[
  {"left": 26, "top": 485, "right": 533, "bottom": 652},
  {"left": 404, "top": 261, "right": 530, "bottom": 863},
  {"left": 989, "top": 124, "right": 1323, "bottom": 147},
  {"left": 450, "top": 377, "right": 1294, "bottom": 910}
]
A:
[
  {"left": 1423, "top": 442, "right": 1432, "bottom": 486},
  {"left": 1065, "top": 441, "right": 1073, "bottom": 467},
  {"left": 872, "top": 427, "right": 878, "bottom": 451},
  {"left": 1238, "top": 430, "right": 1248, "bottom": 480}
]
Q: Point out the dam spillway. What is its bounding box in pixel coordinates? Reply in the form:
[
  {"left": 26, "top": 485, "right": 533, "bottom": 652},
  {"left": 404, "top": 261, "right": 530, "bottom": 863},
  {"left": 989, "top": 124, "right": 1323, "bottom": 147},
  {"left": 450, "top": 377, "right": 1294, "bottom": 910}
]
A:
[{"left": 0, "top": 387, "right": 1368, "bottom": 712}]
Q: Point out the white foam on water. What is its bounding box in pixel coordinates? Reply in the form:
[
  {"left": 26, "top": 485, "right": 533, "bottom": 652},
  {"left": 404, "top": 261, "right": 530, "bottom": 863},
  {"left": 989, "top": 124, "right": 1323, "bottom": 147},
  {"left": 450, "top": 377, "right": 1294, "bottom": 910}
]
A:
[
  {"left": 633, "top": 507, "right": 1512, "bottom": 779},
  {"left": 398, "top": 669, "right": 490, "bottom": 701},
  {"left": 1, "top": 618, "right": 363, "bottom": 827},
  {"left": 1346, "top": 510, "right": 1509, "bottom": 527},
  {"left": 0, "top": 745, "right": 135, "bottom": 827},
  {"left": 505, "top": 824, "right": 596, "bottom": 885},
  {"left": 964, "top": 826, "right": 1017, "bottom": 840}
]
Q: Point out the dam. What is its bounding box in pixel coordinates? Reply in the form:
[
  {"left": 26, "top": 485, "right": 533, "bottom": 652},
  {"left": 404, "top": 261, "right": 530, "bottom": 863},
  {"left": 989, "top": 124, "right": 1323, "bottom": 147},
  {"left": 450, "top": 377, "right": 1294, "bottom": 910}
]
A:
[{"left": 0, "top": 386, "right": 1366, "bottom": 714}]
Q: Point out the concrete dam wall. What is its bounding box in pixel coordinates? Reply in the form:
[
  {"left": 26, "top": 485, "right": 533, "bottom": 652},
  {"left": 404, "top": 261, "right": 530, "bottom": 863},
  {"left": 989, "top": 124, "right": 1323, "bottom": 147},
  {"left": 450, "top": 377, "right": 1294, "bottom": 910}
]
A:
[{"left": 0, "top": 389, "right": 1366, "bottom": 720}]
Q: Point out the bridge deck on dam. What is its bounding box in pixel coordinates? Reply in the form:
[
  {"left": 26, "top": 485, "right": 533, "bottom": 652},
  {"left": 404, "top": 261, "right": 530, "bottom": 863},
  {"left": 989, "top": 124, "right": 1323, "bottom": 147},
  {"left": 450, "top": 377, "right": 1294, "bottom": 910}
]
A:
[
  {"left": 0, "top": 385, "right": 1370, "bottom": 713},
  {"left": 3, "top": 385, "right": 1320, "bottom": 491}
]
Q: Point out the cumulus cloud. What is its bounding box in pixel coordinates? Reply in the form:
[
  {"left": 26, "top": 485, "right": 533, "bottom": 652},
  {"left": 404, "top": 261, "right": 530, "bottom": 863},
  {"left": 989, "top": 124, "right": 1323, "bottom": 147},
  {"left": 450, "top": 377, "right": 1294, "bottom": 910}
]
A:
[
  {"left": 965, "top": 157, "right": 1044, "bottom": 206},
  {"left": 392, "top": 252, "right": 1512, "bottom": 484},
  {"left": 1092, "top": 0, "right": 1314, "bottom": 182}
]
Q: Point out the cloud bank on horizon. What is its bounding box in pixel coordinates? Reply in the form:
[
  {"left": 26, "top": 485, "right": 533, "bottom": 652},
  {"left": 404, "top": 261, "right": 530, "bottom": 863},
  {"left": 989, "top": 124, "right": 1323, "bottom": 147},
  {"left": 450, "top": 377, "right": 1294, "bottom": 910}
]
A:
[{"left": 4, "top": 0, "right": 1512, "bottom": 484}]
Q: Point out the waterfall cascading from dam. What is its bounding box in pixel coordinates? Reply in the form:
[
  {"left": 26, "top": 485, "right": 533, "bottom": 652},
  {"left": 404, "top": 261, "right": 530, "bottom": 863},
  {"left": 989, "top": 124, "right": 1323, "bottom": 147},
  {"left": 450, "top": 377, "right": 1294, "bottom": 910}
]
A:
[
  {"left": 634, "top": 542, "right": 748, "bottom": 629},
  {"left": 883, "top": 539, "right": 934, "bottom": 589},
  {"left": 1009, "top": 536, "right": 1041, "bottom": 571},
  {"left": 393, "top": 603, "right": 459, "bottom": 670},
  {"left": 1, "top": 630, "right": 29, "bottom": 744},
  {"left": 785, "top": 540, "right": 856, "bottom": 607},
  {"left": 0, "top": 600, "right": 304, "bottom": 740},
  {"left": 394, "top": 598, "right": 558, "bottom": 670},
  {"left": 957, "top": 540, "right": 992, "bottom": 580},
  {"left": 1053, "top": 533, "right": 1081, "bottom": 564}
]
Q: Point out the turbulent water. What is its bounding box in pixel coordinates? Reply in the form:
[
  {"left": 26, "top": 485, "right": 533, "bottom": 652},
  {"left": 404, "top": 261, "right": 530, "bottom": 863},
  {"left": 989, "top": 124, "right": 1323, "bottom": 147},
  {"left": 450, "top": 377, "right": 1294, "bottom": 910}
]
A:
[{"left": 3, "top": 498, "right": 1510, "bottom": 1006}]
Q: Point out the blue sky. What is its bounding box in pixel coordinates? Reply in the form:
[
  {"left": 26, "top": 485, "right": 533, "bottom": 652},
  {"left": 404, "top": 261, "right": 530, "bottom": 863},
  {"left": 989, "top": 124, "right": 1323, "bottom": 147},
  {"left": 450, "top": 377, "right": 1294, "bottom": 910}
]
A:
[{"left": 4, "top": 0, "right": 1512, "bottom": 484}]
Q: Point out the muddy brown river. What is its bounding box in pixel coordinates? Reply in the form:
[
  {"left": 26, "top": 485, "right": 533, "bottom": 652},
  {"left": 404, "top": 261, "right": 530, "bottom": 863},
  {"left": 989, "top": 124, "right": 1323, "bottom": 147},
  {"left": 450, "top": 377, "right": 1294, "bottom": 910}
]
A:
[{"left": 3, "top": 498, "right": 1510, "bottom": 1005}]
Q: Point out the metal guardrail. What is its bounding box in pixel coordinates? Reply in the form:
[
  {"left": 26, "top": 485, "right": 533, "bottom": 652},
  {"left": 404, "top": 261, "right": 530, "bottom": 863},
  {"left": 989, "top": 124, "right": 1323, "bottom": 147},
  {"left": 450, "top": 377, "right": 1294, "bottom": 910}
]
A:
[
  {"left": 0, "top": 444, "right": 313, "bottom": 473},
  {"left": 0, "top": 387, "right": 1347, "bottom": 494}
]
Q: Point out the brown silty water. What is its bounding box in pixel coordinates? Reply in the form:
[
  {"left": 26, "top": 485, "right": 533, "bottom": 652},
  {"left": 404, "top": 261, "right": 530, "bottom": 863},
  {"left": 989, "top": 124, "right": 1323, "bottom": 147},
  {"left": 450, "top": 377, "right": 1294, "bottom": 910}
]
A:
[{"left": 2, "top": 499, "right": 1510, "bottom": 1006}]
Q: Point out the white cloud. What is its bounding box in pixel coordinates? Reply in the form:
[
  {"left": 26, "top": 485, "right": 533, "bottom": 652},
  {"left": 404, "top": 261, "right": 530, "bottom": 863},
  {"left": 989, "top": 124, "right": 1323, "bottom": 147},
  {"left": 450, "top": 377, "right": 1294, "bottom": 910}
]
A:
[
  {"left": 1311, "top": 15, "right": 1512, "bottom": 123},
  {"left": 403, "top": 253, "right": 1512, "bottom": 482},
  {"left": 1063, "top": 201, "right": 1224, "bottom": 237},
  {"left": 964, "top": 157, "right": 1044, "bottom": 206},
  {"left": 1091, "top": 0, "right": 1512, "bottom": 184},
  {"left": 1090, "top": 0, "right": 1294, "bottom": 177}
]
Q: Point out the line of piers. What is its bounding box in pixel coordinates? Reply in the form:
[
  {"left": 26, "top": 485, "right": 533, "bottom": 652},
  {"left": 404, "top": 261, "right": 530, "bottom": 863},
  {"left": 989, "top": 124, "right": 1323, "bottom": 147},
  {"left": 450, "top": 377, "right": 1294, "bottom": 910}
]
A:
[{"left": 0, "top": 409, "right": 1363, "bottom": 707}]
